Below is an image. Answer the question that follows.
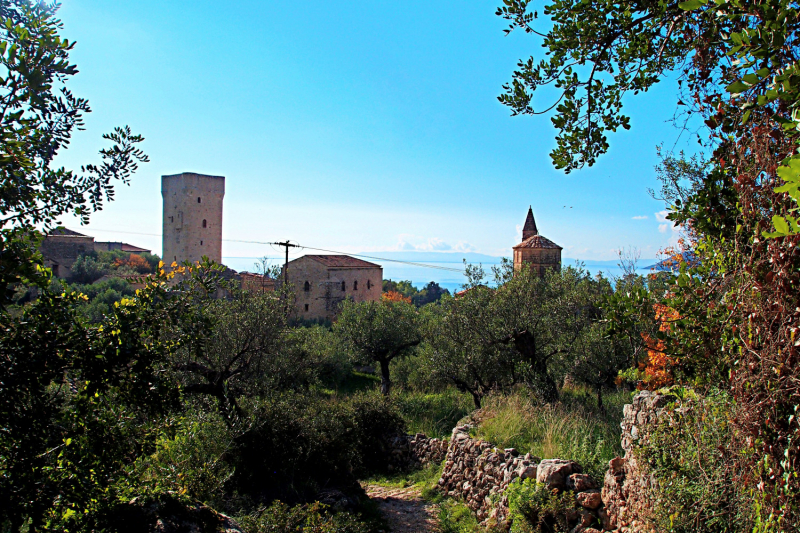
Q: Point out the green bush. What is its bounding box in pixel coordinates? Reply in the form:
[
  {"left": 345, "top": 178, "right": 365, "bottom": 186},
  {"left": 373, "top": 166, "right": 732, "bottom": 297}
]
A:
[
  {"left": 70, "top": 254, "right": 109, "bottom": 283},
  {"left": 636, "top": 389, "right": 753, "bottom": 533},
  {"left": 222, "top": 391, "right": 405, "bottom": 505},
  {"left": 506, "top": 479, "right": 582, "bottom": 533},
  {"left": 237, "top": 501, "right": 377, "bottom": 533}
]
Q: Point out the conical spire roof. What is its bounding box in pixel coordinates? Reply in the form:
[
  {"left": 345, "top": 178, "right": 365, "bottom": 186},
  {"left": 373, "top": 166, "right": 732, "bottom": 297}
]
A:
[{"left": 522, "top": 206, "right": 538, "bottom": 240}]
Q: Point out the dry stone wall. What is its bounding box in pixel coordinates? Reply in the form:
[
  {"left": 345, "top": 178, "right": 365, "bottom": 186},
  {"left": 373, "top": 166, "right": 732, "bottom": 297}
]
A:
[
  {"left": 600, "top": 390, "right": 671, "bottom": 533},
  {"left": 388, "top": 433, "right": 449, "bottom": 472},
  {"left": 383, "top": 391, "right": 668, "bottom": 532},
  {"left": 437, "top": 425, "right": 607, "bottom": 530}
]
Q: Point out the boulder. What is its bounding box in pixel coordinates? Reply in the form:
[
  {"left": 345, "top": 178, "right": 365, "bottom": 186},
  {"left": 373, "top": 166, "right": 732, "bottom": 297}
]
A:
[
  {"left": 576, "top": 490, "right": 603, "bottom": 510},
  {"left": 536, "top": 459, "right": 581, "bottom": 491},
  {"left": 567, "top": 473, "right": 597, "bottom": 492}
]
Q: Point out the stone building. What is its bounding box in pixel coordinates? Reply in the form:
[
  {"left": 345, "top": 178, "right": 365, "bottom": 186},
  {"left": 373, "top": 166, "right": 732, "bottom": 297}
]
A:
[
  {"left": 284, "top": 255, "right": 383, "bottom": 322},
  {"left": 512, "top": 206, "right": 562, "bottom": 275},
  {"left": 39, "top": 228, "right": 151, "bottom": 281},
  {"left": 162, "top": 172, "right": 224, "bottom": 265},
  {"left": 40, "top": 227, "right": 97, "bottom": 280}
]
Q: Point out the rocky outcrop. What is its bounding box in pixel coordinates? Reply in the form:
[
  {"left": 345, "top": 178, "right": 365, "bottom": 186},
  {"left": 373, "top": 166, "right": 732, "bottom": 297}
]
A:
[
  {"left": 600, "top": 390, "right": 672, "bottom": 532},
  {"left": 437, "top": 425, "right": 606, "bottom": 530},
  {"left": 388, "top": 432, "right": 449, "bottom": 471}
]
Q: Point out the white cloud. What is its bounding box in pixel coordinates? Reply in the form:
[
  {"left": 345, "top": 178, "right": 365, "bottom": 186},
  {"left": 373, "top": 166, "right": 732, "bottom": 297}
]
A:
[
  {"left": 388, "top": 234, "right": 476, "bottom": 253},
  {"left": 632, "top": 215, "right": 648, "bottom": 220},
  {"left": 655, "top": 210, "right": 681, "bottom": 245}
]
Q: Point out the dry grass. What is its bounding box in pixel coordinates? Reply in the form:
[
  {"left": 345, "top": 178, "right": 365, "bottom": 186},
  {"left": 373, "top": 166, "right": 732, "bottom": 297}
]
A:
[{"left": 471, "top": 388, "right": 627, "bottom": 481}]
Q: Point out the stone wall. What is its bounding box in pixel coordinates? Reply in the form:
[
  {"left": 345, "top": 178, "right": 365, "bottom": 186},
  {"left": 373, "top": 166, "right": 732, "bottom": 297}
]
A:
[
  {"left": 437, "top": 425, "right": 606, "bottom": 530},
  {"left": 600, "top": 390, "right": 671, "bottom": 533},
  {"left": 423, "top": 391, "right": 670, "bottom": 532},
  {"left": 388, "top": 432, "right": 449, "bottom": 472},
  {"left": 40, "top": 233, "right": 96, "bottom": 280}
]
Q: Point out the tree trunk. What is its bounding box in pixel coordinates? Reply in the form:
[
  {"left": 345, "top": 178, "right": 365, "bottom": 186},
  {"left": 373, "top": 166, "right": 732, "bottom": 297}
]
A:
[
  {"left": 378, "top": 358, "right": 391, "bottom": 396},
  {"left": 596, "top": 386, "right": 604, "bottom": 410},
  {"left": 472, "top": 392, "right": 482, "bottom": 409}
]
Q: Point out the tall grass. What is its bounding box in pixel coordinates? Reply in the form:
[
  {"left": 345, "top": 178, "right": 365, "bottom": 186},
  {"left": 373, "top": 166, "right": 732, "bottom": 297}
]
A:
[
  {"left": 473, "top": 388, "right": 628, "bottom": 481},
  {"left": 395, "top": 388, "right": 474, "bottom": 438}
]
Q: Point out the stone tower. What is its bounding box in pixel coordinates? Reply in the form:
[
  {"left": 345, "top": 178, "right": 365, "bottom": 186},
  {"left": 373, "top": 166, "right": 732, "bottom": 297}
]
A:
[
  {"left": 162, "top": 172, "right": 225, "bottom": 265},
  {"left": 512, "top": 206, "right": 562, "bottom": 276}
]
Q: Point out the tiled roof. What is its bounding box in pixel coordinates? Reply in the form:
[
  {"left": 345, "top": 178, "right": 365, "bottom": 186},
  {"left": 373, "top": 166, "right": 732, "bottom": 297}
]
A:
[
  {"left": 48, "top": 227, "right": 89, "bottom": 237},
  {"left": 306, "top": 255, "right": 381, "bottom": 268},
  {"left": 120, "top": 243, "right": 151, "bottom": 253},
  {"left": 513, "top": 235, "right": 563, "bottom": 250},
  {"left": 522, "top": 207, "right": 538, "bottom": 235}
]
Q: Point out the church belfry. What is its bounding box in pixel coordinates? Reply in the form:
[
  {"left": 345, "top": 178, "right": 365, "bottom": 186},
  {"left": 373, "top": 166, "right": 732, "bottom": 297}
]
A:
[{"left": 512, "top": 206, "right": 562, "bottom": 276}]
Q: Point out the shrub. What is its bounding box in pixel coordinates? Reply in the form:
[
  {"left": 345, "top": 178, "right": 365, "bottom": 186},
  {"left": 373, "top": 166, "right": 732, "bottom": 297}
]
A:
[
  {"left": 224, "top": 392, "right": 406, "bottom": 505},
  {"left": 635, "top": 389, "right": 754, "bottom": 533},
  {"left": 506, "top": 479, "right": 581, "bottom": 533},
  {"left": 347, "top": 392, "right": 408, "bottom": 475},
  {"left": 70, "top": 254, "right": 109, "bottom": 283},
  {"left": 237, "top": 501, "right": 376, "bottom": 533}
]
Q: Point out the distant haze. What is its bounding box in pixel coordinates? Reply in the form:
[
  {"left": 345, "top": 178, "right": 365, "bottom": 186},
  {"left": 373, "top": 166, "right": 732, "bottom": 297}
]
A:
[{"left": 225, "top": 251, "right": 657, "bottom": 294}]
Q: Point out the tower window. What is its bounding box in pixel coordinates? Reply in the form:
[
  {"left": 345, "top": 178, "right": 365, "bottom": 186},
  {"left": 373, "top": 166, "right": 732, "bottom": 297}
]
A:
[
  {"left": 202, "top": 219, "right": 207, "bottom": 228},
  {"left": 341, "top": 281, "right": 346, "bottom": 291},
  {"left": 304, "top": 304, "right": 309, "bottom": 312},
  {"left": 304, "top": 281, "right": 310, "bottom": 292},
  {"left": 169, "top": 216, "right": 174, "bottom": 223},
  {"left": 197, "top": 197, "right": 201, "bottom": 203},
  {"left": 353, "top": 280, "right": 358, "bottom": 290}
]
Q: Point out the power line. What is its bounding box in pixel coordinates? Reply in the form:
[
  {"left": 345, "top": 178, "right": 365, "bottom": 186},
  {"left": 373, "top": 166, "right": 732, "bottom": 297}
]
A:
[{"left": 65, "top": 227, "right": 467, "bottom": 273}]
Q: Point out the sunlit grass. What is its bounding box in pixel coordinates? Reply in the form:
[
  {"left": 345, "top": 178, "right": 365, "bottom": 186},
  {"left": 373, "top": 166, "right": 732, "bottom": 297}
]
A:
[
  {"left": 394, "top": 387, "right": 474, "bottom": 438},
  {"left": 472, "top": 387, "right": 629, "bottom": 481}
]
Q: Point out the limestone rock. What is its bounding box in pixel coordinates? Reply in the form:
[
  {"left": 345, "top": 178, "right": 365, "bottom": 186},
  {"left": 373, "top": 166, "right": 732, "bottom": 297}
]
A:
[
  {"left": 576, "top": 490, "right": 603, "bottom": 510},
  {"left": 567, "top": 473, "right": 596, "bottom": 492},
  {"left": 536, "top": 459, "right": 581, "bottom": 491}
]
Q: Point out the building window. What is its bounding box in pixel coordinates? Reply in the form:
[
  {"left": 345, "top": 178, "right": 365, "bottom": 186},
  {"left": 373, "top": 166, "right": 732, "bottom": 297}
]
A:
[
  {"left": 304, "top": 281, "right": 310, "bottom": 292},
  {"left": 341, "top": 281, "right": 346, "bottom": 291},
  {"left": 197, "top": 197, "right": 201, "bottom": 203},
  {"left": 169, "top": 216, "right": 174, "bottom": 223},
  {"left": 353, "top": 280, "right": 358, "bottom": 290},
  {"left": 202, "top": 219, "right": 207, "bottom": 228},
  {"left": 367, "top": 279, "right": 371, "bottom": 289},
  {"left": 304, "top": 304, "right": 309, "bottom": 312},
  {"left": 200, "top": 240, "right": 203, "bottom": 245}
]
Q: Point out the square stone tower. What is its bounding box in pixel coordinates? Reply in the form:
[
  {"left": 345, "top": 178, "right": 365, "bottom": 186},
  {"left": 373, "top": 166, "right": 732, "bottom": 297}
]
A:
[{"left": 162, "top": 172, "right": 225, "bottom": 265}]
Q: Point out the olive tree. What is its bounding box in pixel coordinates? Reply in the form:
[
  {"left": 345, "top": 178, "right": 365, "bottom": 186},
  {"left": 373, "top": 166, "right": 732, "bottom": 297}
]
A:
[
  {"left": 334, "top": 299, "right": 421, "bottom": 395},
  {"left": 421, "top": 290, "right": 518, "bottom": 408}
]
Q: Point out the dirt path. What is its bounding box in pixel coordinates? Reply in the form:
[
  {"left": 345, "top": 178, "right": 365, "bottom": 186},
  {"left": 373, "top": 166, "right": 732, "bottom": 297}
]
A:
[{"left": 362, "top": 483, "right": 439, "bottom": 533}]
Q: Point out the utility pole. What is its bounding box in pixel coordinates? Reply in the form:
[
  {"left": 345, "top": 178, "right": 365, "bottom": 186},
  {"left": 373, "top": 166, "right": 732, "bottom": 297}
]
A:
[{"left": 274, "top": 240, "right": 300, "bottom": 287}]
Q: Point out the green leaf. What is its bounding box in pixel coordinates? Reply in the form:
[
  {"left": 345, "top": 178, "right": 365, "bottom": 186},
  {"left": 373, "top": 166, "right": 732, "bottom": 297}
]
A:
[
  {"left": 772, "top": 215, "right": 791, "bottom": 236},
  {"left": 726, "top": 81, "right": 749, "bottom": 93},
  {"left": 678, "top": 0, "right": 704, "bottom": 9}
]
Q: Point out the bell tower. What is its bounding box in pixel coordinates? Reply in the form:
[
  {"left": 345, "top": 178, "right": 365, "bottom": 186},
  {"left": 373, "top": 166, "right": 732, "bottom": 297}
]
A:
[{"left": 513, "top": 206, "right": 562, "bottom": 276}]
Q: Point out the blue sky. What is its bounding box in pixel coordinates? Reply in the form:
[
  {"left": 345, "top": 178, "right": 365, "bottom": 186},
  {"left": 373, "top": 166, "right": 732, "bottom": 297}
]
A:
[{"left": 55, "top": 0, "right": 695, "bottom": 264}]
